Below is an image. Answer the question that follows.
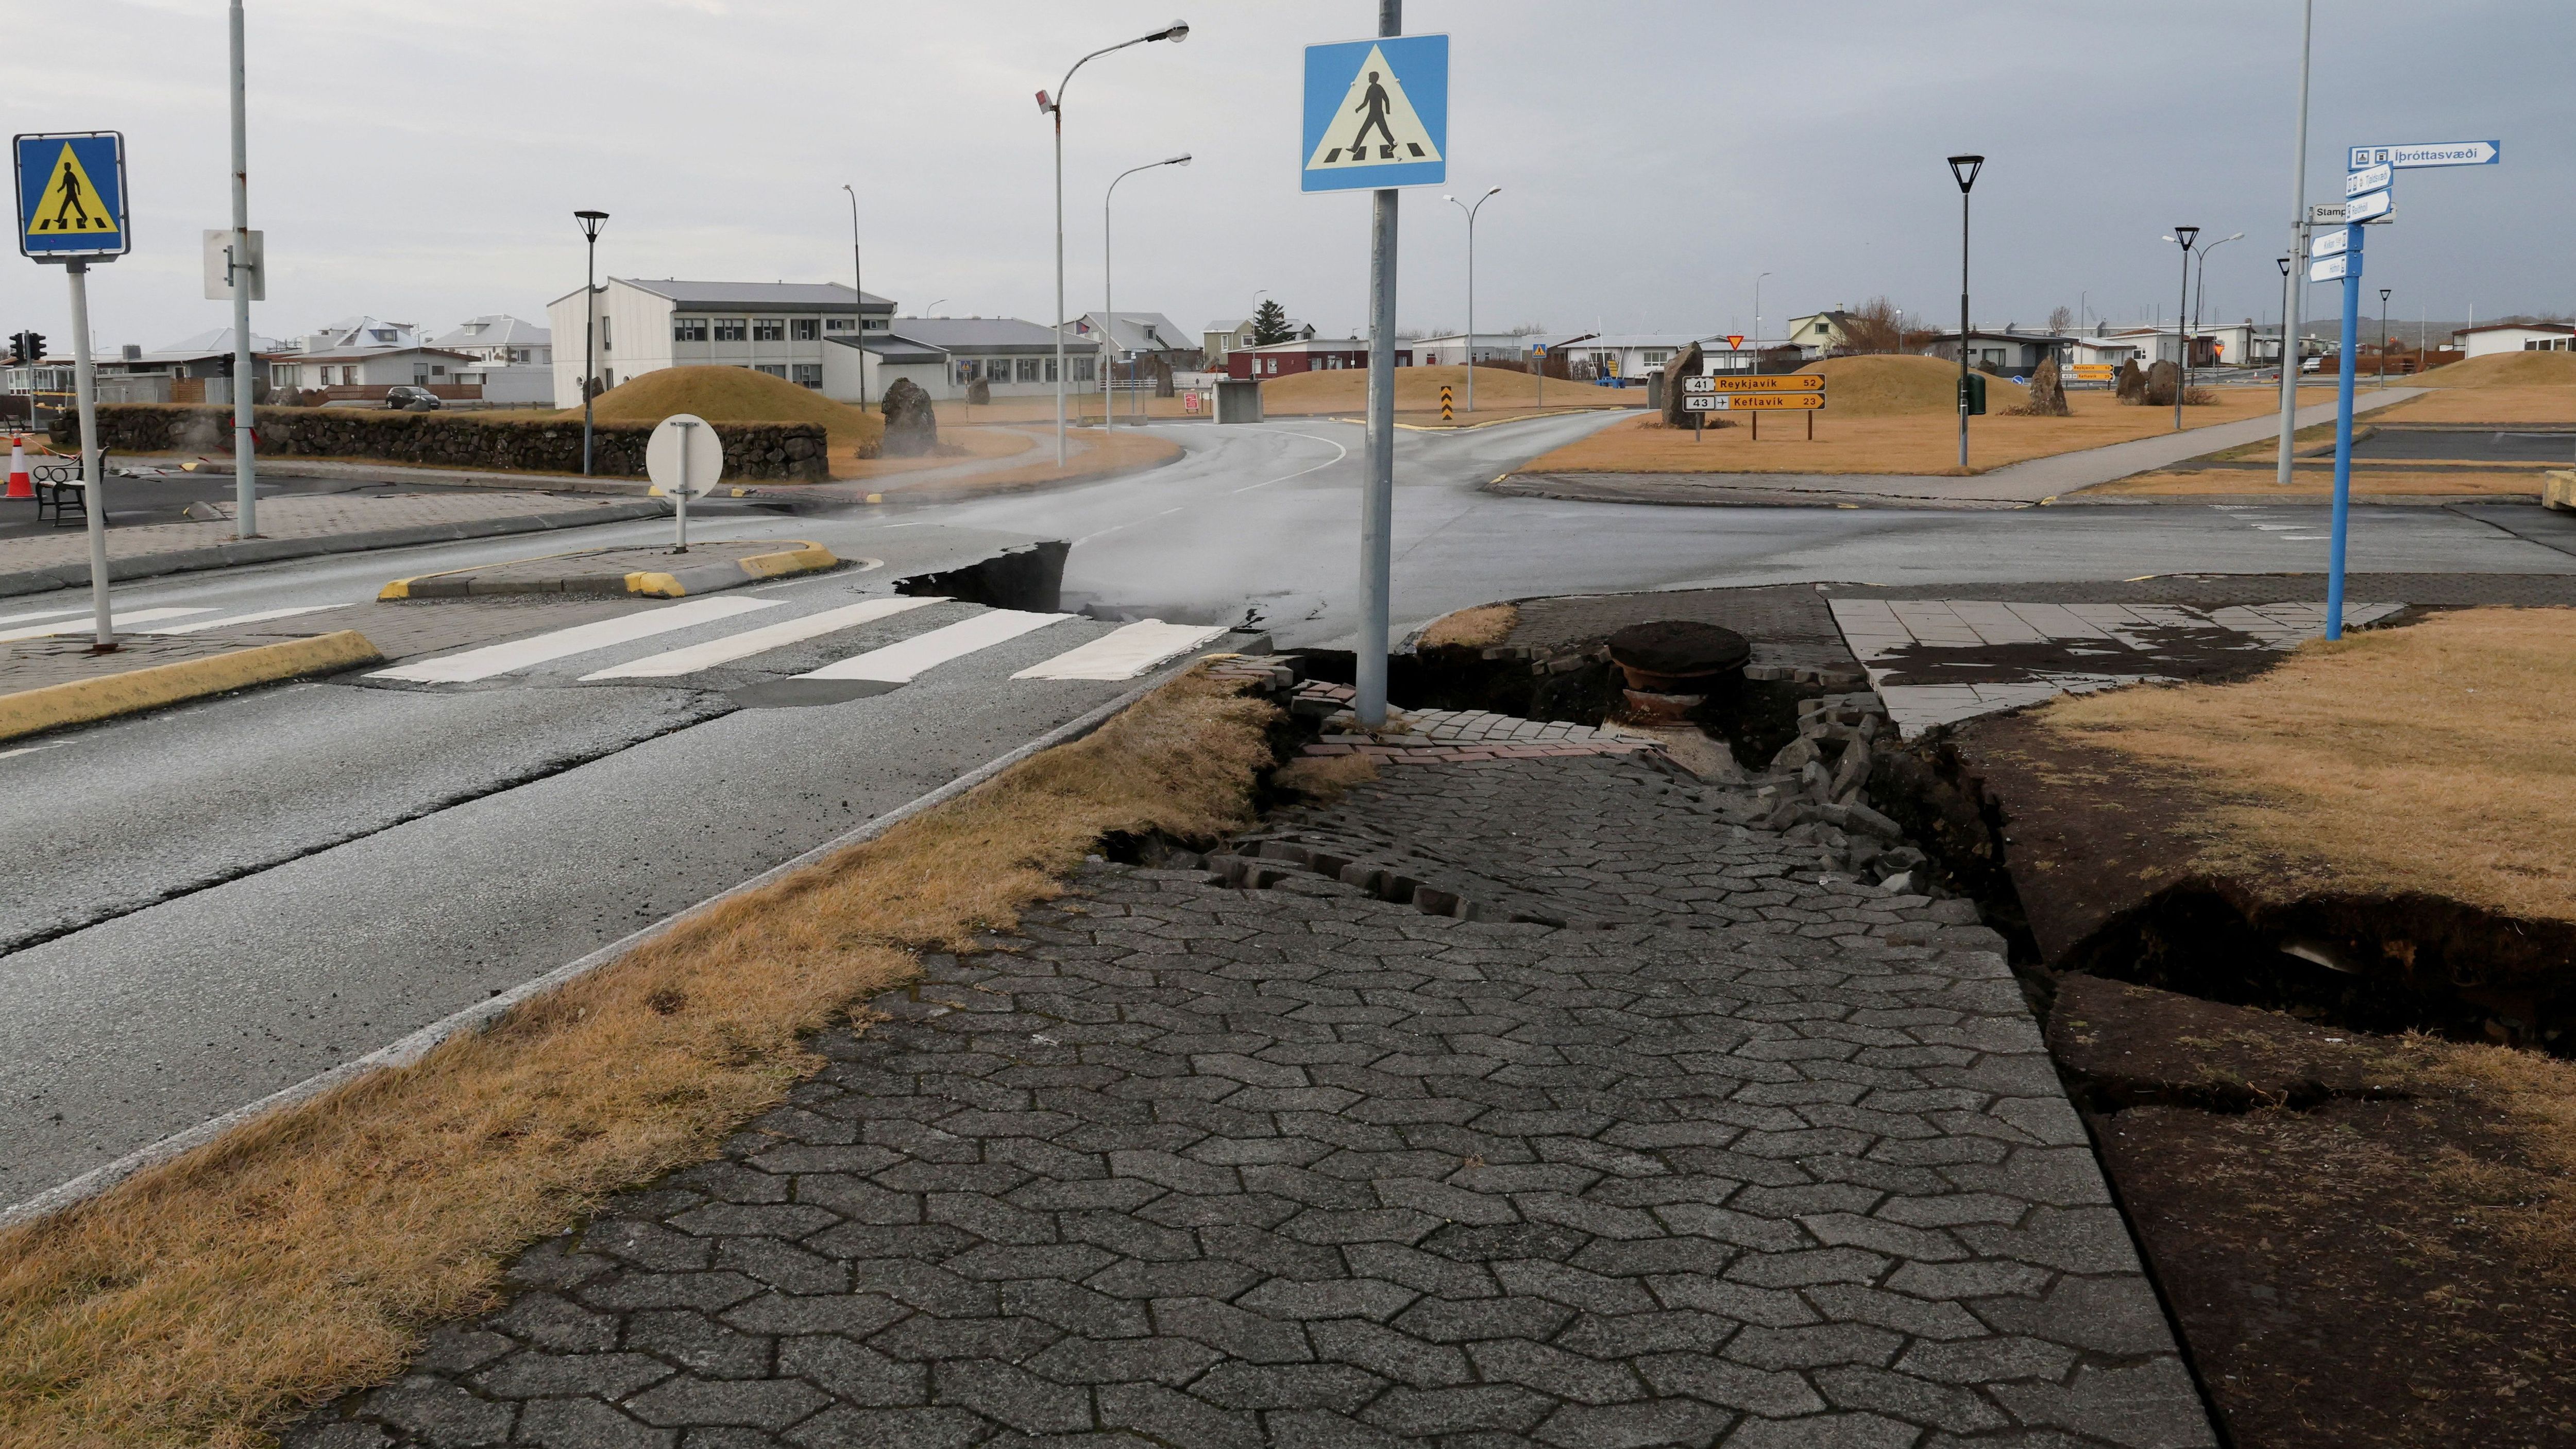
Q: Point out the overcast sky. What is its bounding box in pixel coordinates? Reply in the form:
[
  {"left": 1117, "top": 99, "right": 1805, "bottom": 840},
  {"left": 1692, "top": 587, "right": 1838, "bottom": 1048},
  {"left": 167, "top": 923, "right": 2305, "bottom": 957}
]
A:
[{"left": 13, "top": 0, "right": 2573, "bottom": 355}]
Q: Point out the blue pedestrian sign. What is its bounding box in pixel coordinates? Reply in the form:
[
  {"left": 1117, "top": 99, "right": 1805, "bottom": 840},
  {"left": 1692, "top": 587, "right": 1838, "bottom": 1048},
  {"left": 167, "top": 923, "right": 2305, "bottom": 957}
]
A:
[
  {"left": 1301, "top": 35, "right": 1448, "bottom": 192},
  {"left": 15, "top": 132, "right": 128, "bottom": 261}
]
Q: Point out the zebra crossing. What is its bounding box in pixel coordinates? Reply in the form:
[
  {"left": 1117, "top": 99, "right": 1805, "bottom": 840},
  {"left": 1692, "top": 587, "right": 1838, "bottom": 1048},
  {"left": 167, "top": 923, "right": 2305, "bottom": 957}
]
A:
[{"left": 365, "top": 592, "right": 1232, "bottom": 693}]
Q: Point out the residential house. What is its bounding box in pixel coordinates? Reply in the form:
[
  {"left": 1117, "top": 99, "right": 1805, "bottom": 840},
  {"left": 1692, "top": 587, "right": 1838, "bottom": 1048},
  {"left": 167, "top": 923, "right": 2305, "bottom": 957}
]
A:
[
  {"left": 821, "top": 317, "right": 1101, "bottom": 404},
  {"left": 1783, "top": 310, "right": 1865, "bottom": 359},
  {"left": 1227, "top": 336, "right": 1415, "bottom": 380},
  {"left": 97, "top": 327, "right": 287, "bottom": 403},
  {"left": 1922, "top": 329, "right": 2076, "bottom": 374},
  {"left": 1069, "top": 312, "right": 1196, "bottom": 367},
  {"left": 432, "top": 315, "right": 554, "bottom": 405},
  {"left": 270, "top": 340, "right": 479, "bottom": 399},
  {"left": 1201, "top": 316, "right": 1315, "bottom": 369},
  {"left": 1410, "top": 332, "right": 1528, "bottom": 368},
  {"left": 2075, "top": 325, "right": 2240, "bottom": 370},
  {"left": 1533, "top": 333, "right": 1705, "bottom": 384},
  {"left": 546, "top": 279, "right": 897, "bottom": 402},
  {"left": 2454, "top": 322, "right": 2574, "bottom": 357}
]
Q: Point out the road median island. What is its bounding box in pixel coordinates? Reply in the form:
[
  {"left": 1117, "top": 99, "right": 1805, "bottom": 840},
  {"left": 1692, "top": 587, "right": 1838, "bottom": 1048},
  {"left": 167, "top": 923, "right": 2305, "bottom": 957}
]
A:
[
  {"left": 1875, "top": 605, "right": 2576, "bottom": 1446},
  {"left": 0, "top": 629, "right": 384, "bottom": 744},
  {"left": 379, "top": 540, "right": 844, "bottom": 600},
  {"left": 0, "top": 664, "right": 1280, "bottom": 1448}
]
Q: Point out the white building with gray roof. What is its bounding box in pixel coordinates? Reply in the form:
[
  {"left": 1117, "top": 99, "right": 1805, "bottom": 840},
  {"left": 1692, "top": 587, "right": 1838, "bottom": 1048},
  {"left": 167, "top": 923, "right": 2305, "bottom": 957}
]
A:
[{"left": 545, "top": 278, "right": 897, "bottom": 404}]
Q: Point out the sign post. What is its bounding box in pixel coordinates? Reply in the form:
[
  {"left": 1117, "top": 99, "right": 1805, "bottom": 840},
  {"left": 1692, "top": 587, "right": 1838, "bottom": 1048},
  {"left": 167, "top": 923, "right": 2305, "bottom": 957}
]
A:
[
  {"left": 646, "top": 413, "right": 723, "bottom": 554},
  {"left": 1303, "top": 15, "right": 1448, "bottom": 728},
  {"left": 16, "top": 131, "right": 130, "bottom": 651}
]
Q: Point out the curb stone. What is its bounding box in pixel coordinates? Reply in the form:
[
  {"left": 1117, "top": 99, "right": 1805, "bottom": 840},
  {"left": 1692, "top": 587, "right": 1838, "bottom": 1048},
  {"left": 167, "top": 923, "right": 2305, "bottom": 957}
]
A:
[{"left": 0, "top": 629, "right": 383, "bottom": 743}]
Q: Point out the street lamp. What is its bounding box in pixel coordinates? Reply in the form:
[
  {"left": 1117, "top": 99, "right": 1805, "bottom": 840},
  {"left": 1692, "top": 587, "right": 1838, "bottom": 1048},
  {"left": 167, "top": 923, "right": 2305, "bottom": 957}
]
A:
[
  {"left": 840, "top": 183, "right": 869, "bottom": 408},
  {"left": 2164, "top": 225, "right": 2199, "bottom": 431},
  {"left": 1754, "top": 270, "right": 1773, "bottom": 358},
  {"left": 1038, "top": 19, "right": 1189, "bottom": 466},
  {"left": 574, "top": 209, "right": 608, "bottom": 474},
  {"left": 1106, "top": 152, "right": 1191, "bottom": 426},
  {"left": 1947, "top": 155, "right": 1984, "bottom": 469},
  {"left": 2379, "top": 287, "right": 2393, "bottom": 390},
  {"left": 1891, "top": 309, "right": 1903, "bottom": 355},
  {"left": 1443, "top": 186, "right": 1501, "bottom": 411},
  {"left": 2193, "top": 231, "right": 2243, "bottom": 381}
]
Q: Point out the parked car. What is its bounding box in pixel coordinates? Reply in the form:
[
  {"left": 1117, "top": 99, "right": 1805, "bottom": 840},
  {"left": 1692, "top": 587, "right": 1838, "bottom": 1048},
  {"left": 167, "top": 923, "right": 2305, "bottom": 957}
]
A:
[{"left": 383, "top": 385, "right": 443, "bottom": 411}]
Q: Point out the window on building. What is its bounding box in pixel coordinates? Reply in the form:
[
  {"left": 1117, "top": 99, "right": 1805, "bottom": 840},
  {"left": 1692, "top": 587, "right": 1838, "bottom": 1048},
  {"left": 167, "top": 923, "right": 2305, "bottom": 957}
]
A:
[
  {"left": 792, "top": 318, "right": 820, "bottom": 341},
  {"left": 604, "top": 369, "right": 615, "bottom": 387},
  {"left": 753, "top": 318, "right": 785, "bottom": 342},
  {"left": 714, "top": 318, "right": 746, "bottom": 342},
  {"left": 1045, "top": 357, "right": 1059, "bottom": 382},
  {"left": 754, "top": 364, "right": 787, "bottom": 378},
  {"left": 1018, "top": 357, "right": 1043, "bottom": 382},
  {"left": 430, "top": 364, "right": 446, "bottom": 377},
  {"left": 672, "top": 316, "right": 708, "bottom": 342},
  {"left": 1642, "top": 350, "right": 1670, "bottom": 366},
  {"left": 825, "top": 317, "right": 855, "bottom": 333},
  {"left": 598, "top": 318, "right": 611, "bottom": 351},
  {"left": 791, "top": 363, "right": 822, "bottom": 387},
  {"left": 988, "top": 357, "right": 1012, "bottom": 381}
]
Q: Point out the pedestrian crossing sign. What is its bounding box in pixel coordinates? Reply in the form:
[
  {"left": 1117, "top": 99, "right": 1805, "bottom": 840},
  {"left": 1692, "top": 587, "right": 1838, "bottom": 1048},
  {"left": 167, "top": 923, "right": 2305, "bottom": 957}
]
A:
[
  {"left": 1301, "top": 34, "right": 1448, "bottom": 192},
  {"left": 15, "top": 132, "right": 128, "bottom": 261}
]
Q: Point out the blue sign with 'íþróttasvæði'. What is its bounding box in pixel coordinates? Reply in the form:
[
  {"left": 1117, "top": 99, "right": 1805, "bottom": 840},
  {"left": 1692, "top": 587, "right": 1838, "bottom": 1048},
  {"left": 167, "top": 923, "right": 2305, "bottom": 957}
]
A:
[
  {"left": 15, "top": 132, "right": 128, "bottom": 261},
  {"left": 1302, "top": 34, "right": 1448, "bottom": 192}
]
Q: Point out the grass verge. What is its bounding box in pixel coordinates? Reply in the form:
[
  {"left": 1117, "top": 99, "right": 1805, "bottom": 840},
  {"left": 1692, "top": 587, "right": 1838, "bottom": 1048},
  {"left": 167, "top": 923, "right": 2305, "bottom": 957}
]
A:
[
  {"left": 2078, "top": 465, "right": 2547, "bottom": 499},
  {"left": 2033, "top": 606, "right": 2576, "bottom": 923},
  {"left": 0, "top": 669, "right": 1280, "bottom": 1448},
  {"left": 1416, "top": 602, "right": 1519, "bottom": 650}
]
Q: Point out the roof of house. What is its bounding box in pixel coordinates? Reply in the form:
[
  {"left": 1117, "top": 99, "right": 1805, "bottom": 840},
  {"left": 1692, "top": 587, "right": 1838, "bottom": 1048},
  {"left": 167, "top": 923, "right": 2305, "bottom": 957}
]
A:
[
  {"left": 554, "top": 279, "right": 896, "bottom": 310},
  {"left": 889, "top": 317, "right": 1096, "bottom": 354},
  {"left": 135, "top": 327, "right": 289, "bottom": 361},
  {"left": 824, "top": 334, "right": 949, "bottom": 365},
  {"left": 1073, "top": 311, "right": 1188, "bottom": 353},
  {"left": 1240, "top": 336, "right": 1412, "bottom": 353},
  {"left": 433, "top": 315, "right": 550, "bottom": 349},
  {"left": 289, "top": 345, "right": 478, "bottom": 365},
  {"left": 2454, "top": 321, "right": 2574, "bottom": 336},
  {"left": 300, "top": 317, "right": 423, "bottom": 351}
]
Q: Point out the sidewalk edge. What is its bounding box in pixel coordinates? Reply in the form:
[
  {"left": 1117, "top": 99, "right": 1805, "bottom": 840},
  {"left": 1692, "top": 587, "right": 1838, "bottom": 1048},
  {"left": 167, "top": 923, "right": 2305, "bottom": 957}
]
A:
[{"left": 0, "top": 629, "right": 383, "bottom": 744}]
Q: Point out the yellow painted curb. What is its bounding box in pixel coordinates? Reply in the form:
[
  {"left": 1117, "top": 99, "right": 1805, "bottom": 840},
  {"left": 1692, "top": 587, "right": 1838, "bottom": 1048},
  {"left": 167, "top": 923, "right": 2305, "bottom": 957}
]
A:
[
  {"left": 626, "top": 571, "right": 685, "bottom": 596},
  {"left": 378, "top": 542, "right": 611, "bottom": 600},
  {"left": 2547, "top": 470, "right": 2575, "bottom": 514},
  {"left": 738, "top": 543, "right": 837, "bottom": 579},
  {"left": 0, "top": 629, "right": 382, "bottom": 743}
]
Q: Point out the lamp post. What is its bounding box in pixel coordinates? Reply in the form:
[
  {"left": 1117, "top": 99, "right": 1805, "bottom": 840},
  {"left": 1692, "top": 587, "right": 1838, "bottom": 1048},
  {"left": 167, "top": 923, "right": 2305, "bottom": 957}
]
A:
[
  {"left": 1947, "top": 155, "right": 1984, "bottom": 469},
  {"left": 1443, "top": 186, "right": 1500, "bottom": 411},
  {"left": 840, "top": 183, "right": 869, "bottom": 408},
  {"left": 2274, "top": 0, "right": 2315, "bottom": 488},
  {"left": 1106, "top": 152, "right": 1190, "bottom": 428},
  {"left": 227, "top": 0, "right": 260, "bottom": 538},
  {"left": 2379, "top": 287, "right": 2393, "bottom": 389},
  {"left": 2193, "top": 231, "right": 2243, "bottom": 380},
  {"left": 1039, "top": 19, "right": 1189, "bottom": 466},
  {"left": 1891, "top": 309, "right": 1903, "bottom": 355},
  {"left": 574, "top": 209, "right": 608, "bottom": 475},
  {"left": 2165, "top": 226, "right": 2199, "bottom": 430},
  {"left": 1754, "top": 270, "right": 1772, "bottom": 360}
]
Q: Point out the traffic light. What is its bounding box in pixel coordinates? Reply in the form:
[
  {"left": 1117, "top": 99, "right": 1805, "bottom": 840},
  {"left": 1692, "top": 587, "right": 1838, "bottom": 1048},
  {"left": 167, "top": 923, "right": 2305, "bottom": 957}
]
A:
[
  {"left": 17, "top": 332, "right": 44, "bottom": 365},
  {"left": 6, "top": 332, "right": 24, "bottom": 365}
]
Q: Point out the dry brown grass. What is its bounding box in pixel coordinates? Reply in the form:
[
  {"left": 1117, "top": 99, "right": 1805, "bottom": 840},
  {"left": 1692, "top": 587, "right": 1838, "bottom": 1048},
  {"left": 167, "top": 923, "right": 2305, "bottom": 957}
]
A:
[
  {"left": 1417, "top": 603, "right": 1520, "bottom": 650},
  {"left": 2081, "top": 466, "right": 2549, "bottom": 499},
  {"left": 1270, "top": 752, "right": 1380, "bottom": 803},
  {"left": 2410, "top": 351, "right": 2576, "bottom": 389},
  {"left": 1791, "top": 355, "right": 2028, "bottom": 417},
  {"left": 0, "top": 671, "right": 1280, "bottom": 1449},
  {"left": 573, "top": 365, "right": 888, "bottom": 462},
  {"left": 2036, "top": 607, "right": 2576, "bottom": 923},
  {"left": 827, "top": 425, "right": 1030, "bottom": 481},
  {"left": 1520, "top": 386, "right": 2328, "bottom": 476},
  {"left": 2381, "top": 384, "right": 2576, "bottom": 425}
]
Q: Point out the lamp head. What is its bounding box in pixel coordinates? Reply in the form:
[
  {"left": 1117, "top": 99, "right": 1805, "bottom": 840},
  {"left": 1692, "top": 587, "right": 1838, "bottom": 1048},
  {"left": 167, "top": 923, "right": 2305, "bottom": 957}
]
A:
[
  {"left": 1148, "top": 19, "right": 1189, "bottom": 42},
  {"left": 2380, "top": 288, "right": 2393, "bottom": 301},
  {"left": 2277, "top": 255, "right": 2292, "bottom": 275},
  {"left": 2175, "top": 225, "right": 2200, "bottom": 248},
  {"left": 1946, "top": 154, "right": 1984, "bottom": 192},
  {"left": 573, "top": 210, "right": 608, "bottom": 241},
  {"left": 1167, "top": 152, "right": 1192, "bottom": 167}
]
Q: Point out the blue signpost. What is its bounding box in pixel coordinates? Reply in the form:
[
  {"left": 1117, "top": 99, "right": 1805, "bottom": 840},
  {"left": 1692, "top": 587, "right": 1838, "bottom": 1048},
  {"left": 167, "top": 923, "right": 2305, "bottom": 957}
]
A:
[
  {"left": 14, "top": 131, "right": 128, "bottom": 649},
  {"left": 1303, "top": 24, "right": 1448, "bottom": 728}
]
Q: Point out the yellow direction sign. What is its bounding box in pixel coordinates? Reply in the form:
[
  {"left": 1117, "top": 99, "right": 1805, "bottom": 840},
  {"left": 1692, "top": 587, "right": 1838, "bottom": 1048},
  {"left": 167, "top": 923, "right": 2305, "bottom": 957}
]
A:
[
  {"left": 1681, "top": 374, "right": 1825, "bottom": 395},
  {"left": 1684, "top": 393, "right": 1825, "bottom": 411}
]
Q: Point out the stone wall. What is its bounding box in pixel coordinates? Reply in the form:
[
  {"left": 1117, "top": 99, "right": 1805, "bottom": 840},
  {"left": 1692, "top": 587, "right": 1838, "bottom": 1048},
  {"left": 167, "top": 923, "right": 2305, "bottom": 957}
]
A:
[{"left": 50, "top": 404, "right": 829, "bottom": 482}]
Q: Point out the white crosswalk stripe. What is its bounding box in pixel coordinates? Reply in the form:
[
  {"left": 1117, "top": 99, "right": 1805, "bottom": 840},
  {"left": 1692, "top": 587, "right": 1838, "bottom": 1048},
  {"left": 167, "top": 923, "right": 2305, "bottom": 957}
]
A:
[
  {"left": 0, "top": 605, "right": 89, "bottom": 629},
  {"left": 371, "top": 596, "right": 782, "bottom": 684},
  {"left": 1012, "top": 620, "right": 1231, "bottom": 680},
  {"left": 0, "top": 607, "right": 213, "bottom": 643},
  {"left": 799, "top": 609, "right": 1072, "bottom": 683},
  {"left": 579, "top": 596, "right": 943, "bottom": 680},
  {"left": 141, "top": 604, "right": 354, "bottom": 635}
]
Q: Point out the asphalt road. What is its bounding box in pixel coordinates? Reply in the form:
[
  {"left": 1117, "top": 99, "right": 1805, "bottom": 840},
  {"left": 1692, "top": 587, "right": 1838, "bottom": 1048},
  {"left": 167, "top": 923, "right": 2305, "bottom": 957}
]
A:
[{"left": 9, "top": 411, "right": 2575, "bottom": 1211}]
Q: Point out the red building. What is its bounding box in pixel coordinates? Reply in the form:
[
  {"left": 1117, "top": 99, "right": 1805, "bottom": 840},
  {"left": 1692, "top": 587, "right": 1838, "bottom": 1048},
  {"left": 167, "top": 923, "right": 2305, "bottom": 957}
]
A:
[{"left": 1228, "top": 336, "right": 1414, "bottom": 380}]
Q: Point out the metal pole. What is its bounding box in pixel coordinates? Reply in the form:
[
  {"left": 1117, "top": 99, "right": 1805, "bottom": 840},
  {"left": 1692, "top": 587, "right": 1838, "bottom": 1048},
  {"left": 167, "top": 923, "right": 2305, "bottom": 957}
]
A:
[
  {"left": 673, "top": 419, "right": 692, "bottom": 552},
  {"left": 67, "top": 262, "right": 111, "bottom": 649},
  {"left": 2275, "top": 0, "right": 2314, "bottom": 488},
  {"left": 2379, "top": 288, "right": 2391, "bottom": 389},
  {"left": 1957, "top": 191, "right": 1970, "bottom": 469},
  {"left": 1053, "top": 106, "right": 1067, "bottom": 463},
  {"left": 2327, "top": 221, "right": 2362, "bottom": 640},
  {"left": 581, "top": 233, "right": 598, "bottom": 474},
  {"left": 228, "top": 0, "right": 259, "bottom": 537},
  {"left": 843, "top": 184, "right": 868, "bottom": 408},
  {"left": 1463, "top": 205, "right": 1475, "bottom": 413},
  {"left": 2174, "top": 242, "right": 2192, "bottom": 430},
  {"left": 1355, "top": 0, "right": 1401, "bottom": 729}
]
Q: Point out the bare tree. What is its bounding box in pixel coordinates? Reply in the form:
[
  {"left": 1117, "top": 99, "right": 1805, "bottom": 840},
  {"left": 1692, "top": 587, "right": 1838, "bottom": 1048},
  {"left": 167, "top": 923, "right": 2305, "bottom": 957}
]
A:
[
  {"left": 1839, "top": 296, "right": 1904, "bottom": 354},
  {"left": 2046, "top": 305, "right": 2075, "bottom": 333}
]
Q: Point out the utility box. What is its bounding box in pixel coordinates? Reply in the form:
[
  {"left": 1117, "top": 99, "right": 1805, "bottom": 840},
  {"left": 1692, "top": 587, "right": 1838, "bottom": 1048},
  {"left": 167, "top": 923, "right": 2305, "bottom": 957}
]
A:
[
  {"left": 1215, "top": 379, "right": 1263, "bottom": 424},
  {"left": 1646, "top": 371, "right": 1664, "bottom": 410},
  {"left": 1958, "top": 373, "right": 1988, "bottom": 417}
]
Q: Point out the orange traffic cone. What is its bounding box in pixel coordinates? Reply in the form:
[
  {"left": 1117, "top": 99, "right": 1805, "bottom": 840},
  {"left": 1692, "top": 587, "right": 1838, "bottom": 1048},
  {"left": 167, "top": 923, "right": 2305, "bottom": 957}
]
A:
[{"left": 5, "top": 435, "right": 29, "bottom": 500}]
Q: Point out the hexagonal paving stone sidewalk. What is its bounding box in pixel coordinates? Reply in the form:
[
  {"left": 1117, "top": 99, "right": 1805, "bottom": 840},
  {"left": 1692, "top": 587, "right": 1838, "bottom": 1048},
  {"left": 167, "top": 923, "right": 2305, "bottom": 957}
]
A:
[{"left": 288, "top": 753, "right": 2213, "bottom": 1449}]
